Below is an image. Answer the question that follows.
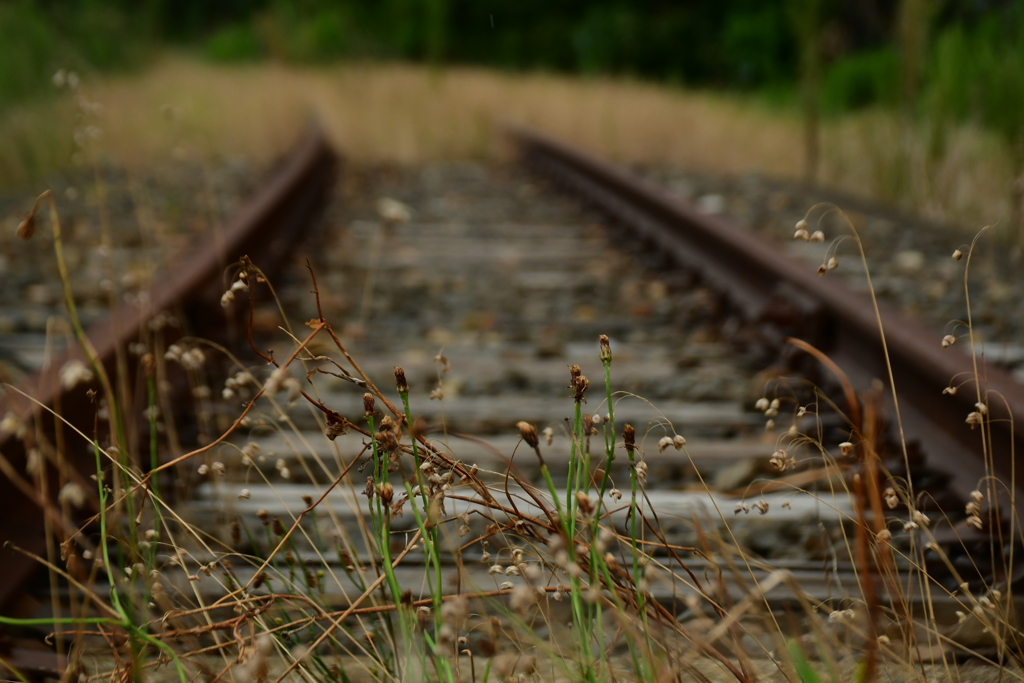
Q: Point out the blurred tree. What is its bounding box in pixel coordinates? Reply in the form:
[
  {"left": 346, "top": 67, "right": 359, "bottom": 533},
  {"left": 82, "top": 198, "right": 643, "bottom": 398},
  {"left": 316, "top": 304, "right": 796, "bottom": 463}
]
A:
[
  {"left": 426, "top": 0, "right": 448, "bottom": 69},
  {"left": 790, "top": 0, "right": 824, "bottom": 185},
  {"left": 924, "top": 5, "right": 1024, "bottom": 247}
]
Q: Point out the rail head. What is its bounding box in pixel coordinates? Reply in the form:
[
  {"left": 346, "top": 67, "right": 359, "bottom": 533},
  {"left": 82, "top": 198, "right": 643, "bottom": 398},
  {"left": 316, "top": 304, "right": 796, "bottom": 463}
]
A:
[
  {"left": 507, "top": 125, "right": 1024, "bottom": 501},
  {"left": 0, "top": 122, "right": 339, "bottom": 611}
]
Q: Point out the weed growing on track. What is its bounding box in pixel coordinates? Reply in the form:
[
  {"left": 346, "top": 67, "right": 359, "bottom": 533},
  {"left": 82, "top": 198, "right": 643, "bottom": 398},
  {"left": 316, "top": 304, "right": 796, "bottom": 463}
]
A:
[{"left": 3, "top": 188, "right": 1024, "bottom": 683}]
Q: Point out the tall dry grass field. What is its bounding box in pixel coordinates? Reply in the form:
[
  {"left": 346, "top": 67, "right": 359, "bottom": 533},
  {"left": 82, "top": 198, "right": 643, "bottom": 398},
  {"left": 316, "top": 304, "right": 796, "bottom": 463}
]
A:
[{"left": 0, "top": 55, "right": 1013, "bottom": 233}]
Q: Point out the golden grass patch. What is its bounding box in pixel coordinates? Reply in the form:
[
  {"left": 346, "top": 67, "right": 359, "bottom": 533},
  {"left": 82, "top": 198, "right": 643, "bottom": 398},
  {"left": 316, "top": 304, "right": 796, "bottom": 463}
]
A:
[{"left": 0, "top": 55, "right": 1011, "bottom": 232}]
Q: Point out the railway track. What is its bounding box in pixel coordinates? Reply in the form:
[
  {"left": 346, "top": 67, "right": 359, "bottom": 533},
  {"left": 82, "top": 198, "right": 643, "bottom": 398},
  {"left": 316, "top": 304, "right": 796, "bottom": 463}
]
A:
[{"left": 1, "top": 124, "right": 1020, "bottom": 678}]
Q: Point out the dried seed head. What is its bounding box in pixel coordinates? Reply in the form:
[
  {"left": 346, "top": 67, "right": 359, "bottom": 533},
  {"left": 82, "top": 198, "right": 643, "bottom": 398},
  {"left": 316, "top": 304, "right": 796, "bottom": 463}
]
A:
[
  {"left": 60, "top": 359, "right": 94, "bottom": 390},
  {"left": 599, "top": 334, "right": 612, "bottom": 363},
  {"left": 379, "top": 482, "right": 394, "bottom": 506},
  {"left": 912, "top": 510, "right": 930, "bottom": 527},
  {"left": 975, "top": 402, "right": 988, "bottom": 415},
  {"left": 876, "top": 528, "right": 891, "bottom": 542},
  {"left": 838, "top": 441, "right": 853, "bottom": 456},
  {"left": 363, "top": 393, "right": 375, "bottom": 416},
  {"left": 770, "top": 449, "right": 794, "bottom": 472},
  {"left": 517, "top": 421, "right": 539, "bottom": 449},
  {"left": 828, "top": 609, "right": 855, "bottom": 624},
  {"left": 970, "top": 490, "right": 984, "bottom": 502},
  {"left": 58, "top": 482, "right": 86, "bottom": 508},
  {"left": 575, "top": 492, "right": 594, "bottom": 516},
  {"left": 966, "top": 411, "right": 983, "bottom": 428},
  {"left": 264, "top": 366, "right": 287, "bottom": 395},
  {"left": 943, "top": 386, "right": 957, "bottom": 395},
  {"left": 941, "top": 334, "right": 956, "bottom": 348},
  {"left": 377, "top": 416, "right": 400, "bottom": 451},
  {"left": 324, "top": 414, "right": 346, "bottom": 440},
  {"left": 569, "top": 364, "right": 581, "bottom": 384},
  {"left": 623, "top": 424, "right": 635, "bottom": 452},
  {"left": 754, "top": 397, "right": 770, "bottom": 412},
  {"left": 142, "top": 352, "right": 155, "bottom": 378},
  {"left": 795, "top": 218, "right": 808, "bottom": 232},
  {"left": 220, "top": 290, "right": 235, "bottom": 307},
  {"left": 583, "top": 413, "right": 594, "bottom": 435},
  {"left": 734, "top": 502, "right": 750, "bottom": 514},
  {"left": 754, "top": 500, "right": 769, "bottom": 515},
  {"left": 394, "top": 367, "right": 409, "bottom": 394},
  {"left": 256, "top": 509, "right": 269, "bottom": 525},
  {"left": 658, "top": 436, "right": 673, "bottom": 452},
  {"left": 966, "top": 514, "right": 983, "bottom": 530},
  {"left": 592, "top": 413, "right": 602, "bottom": 425},
  {"left": 16, "top": 194, "right": 46, "bottom": 241},
  {"left": 238, "top": 488, "right": 251, "bottom": 500},
  {"left": 572, "top": 374, "right": 589, "bottom": 403},
  {"left": 609, "top": 488, "right": 622, "bottom": 501},
  {"left": 673, "top": 434, "right": 686, "bottom": 449},
  {"left": 953, "top": 249, "right": 963, "bottom": 261},
  {"left": 17, "top": 211, "right": 37, "bottom": 241},
  {"left": 826, "top": 256, "right": 838, "bottom": 270},
  {"left": 542, "top": 426, "right": 554, "bottom": 446},
  {"left": 966, "top": 501, "right": 980, "bottom": 516},
  {"left": 794, "top": 228, "right": 809, "bottom": 241},
  {"left": 884, "top": 487, "right": 898, "bottom": 509},
  {"left": 376, "top": 197, "right": 412, "bottom": 224},
  {"left": 441, "top": 594, "right": 469, "bottom": 623},
  {"left": 810, "top": 230, "right": 825, "bottom": 242}
]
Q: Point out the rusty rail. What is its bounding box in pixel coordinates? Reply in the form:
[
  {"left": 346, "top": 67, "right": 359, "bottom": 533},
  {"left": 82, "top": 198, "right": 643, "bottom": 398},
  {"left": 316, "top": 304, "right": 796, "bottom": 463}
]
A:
[
  {"left": 509, "top": 126, "right": 1022, "bottom": 508},
  {"left": 0, "top": 124, "right": 338, "bottom": 614}
]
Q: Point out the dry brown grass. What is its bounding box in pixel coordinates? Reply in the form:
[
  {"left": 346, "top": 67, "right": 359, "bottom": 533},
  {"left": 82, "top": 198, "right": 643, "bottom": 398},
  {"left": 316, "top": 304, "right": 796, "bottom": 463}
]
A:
[{"left": 0, "top": 54, "right": 1012, "bottom": 231}]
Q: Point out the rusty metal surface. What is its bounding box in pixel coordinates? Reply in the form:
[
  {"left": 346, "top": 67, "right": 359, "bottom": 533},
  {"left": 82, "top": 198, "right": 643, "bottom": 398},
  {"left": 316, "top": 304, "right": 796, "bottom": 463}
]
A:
[
  {"left": 0, "top": 124, "right": 338, "bottom": 612},
  {"left": 509, "top": 126, "right": 1023, "bottom": 505}
]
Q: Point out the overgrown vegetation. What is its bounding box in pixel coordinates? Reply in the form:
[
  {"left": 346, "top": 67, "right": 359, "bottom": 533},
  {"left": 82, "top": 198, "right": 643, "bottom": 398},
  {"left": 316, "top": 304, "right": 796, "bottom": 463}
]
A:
[
  {"left": 5, "top": 0, "right": 1024, "bottom": 114},
  {"left": 1, "top": 121, "right": 1022, "bottom": 680}
]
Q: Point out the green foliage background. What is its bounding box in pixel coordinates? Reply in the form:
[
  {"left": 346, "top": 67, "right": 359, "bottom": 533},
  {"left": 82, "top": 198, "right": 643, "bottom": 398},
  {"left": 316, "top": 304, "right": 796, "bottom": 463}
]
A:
[{"left": 4, "top": 0, "right": 1024, "bottom": 148}]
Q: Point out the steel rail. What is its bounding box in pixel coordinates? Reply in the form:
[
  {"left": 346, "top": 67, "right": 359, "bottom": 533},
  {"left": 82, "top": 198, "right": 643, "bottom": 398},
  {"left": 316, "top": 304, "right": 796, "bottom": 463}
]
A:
[
  {"left": 509, "top": 126, "right": 1023, "bottom": 513},
  {"left": 0, "top": 124, "right": 338, "bottom": 615}
]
